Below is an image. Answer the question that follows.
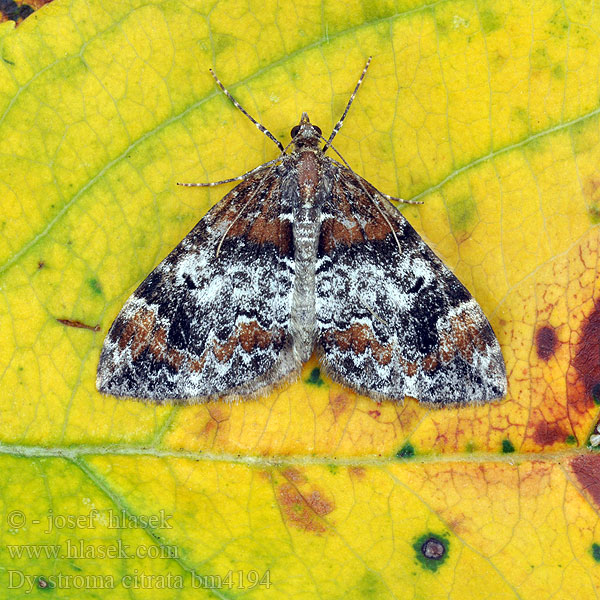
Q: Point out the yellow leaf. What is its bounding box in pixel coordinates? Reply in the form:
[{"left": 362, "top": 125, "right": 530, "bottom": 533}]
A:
[{"left": 1, "top": 0, "right": 600, "bottom": 598}]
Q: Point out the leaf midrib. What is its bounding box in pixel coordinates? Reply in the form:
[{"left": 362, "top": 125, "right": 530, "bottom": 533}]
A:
[{"left": 0, "top": 442, "right": 589, "bottom": 463}]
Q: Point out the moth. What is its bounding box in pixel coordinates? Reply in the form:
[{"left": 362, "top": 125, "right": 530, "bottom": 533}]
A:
[{"left": 97, "top": 58, "right": 507, "bottom": 405}]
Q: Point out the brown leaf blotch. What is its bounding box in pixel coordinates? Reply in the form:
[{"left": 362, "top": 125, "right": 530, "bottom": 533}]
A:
[{"left": 535, "top": 325, "right": 558, "bottom": 361}]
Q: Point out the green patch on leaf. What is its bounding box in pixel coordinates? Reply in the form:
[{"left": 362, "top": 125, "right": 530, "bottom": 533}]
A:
[
  {"left": 480, "top": 9, "right": 503, "bottom": 33},
  {"left": 547, "top": 12, "right": 569, "bottom": 38},
  {"left": 357, "top": 570, "right": 386, "bottom": 597},
  {"left": 589, "top": 206, "right": 600, "bottom": 225},
  {"left": 511, "top": 106, "right": 529, "bottom": 126},
  {"left": 552, "top": 63, "right": 564, "bottom": 79},
  {"left": 447, "top": 195, "right": 477, "bottom": 232},
  {"left": 360, "top": 0, "right": 394, "bottom": 22},
  {"left": 591, "top": 543, "right": 600, "bottom": 562},
  {"left": 306, "top": 367, "right": 324, "bottom": 386},
  {"left": 88, "top": 278, "right": 103, "bottom": 295},
  {"left": 531, "top": 46, "right": 551, "bottom": 71},
  {"left": 211, "top": 33, "right": 236, "bottom": 56},
  {"left": 396, "top": 443, "right": 415, "bottom": 459},
  {"left": 501, "top": 439, "right": 515, "bottom": 453}
]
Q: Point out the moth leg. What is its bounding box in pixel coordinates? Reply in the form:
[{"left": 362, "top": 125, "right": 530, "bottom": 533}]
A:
[
  {"left": 177, "top": 157, "right": 281, "bottom": 188},
  {"left": 323, "top": 140, "right": 424, "bottom": 207},
  {"left": 383, "top": 194, "right": 424, "bottom": 206}
]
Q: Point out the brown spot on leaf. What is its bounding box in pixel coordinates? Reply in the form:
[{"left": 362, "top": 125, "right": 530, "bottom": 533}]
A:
[
  {"left": 281, "top": 468, "right": 306, "bottom": 484},
  {"left": 277, "top": 470, "right": 334, "bottom": 534},
  {"left": 57, "top": 318, "right": 100, "bottom": 332},
  {"left": 532, "top": 421, "right": 566, "bottom": 447},
  {"left": 368, "top": 409, "right": 381, "bottom": 419},
  {"left": 348, "top": 467, "right": 366, "bottom": 479},
  {"left": 329, "top": 394, "right": 350, "bottom": 419},
  {"left": 573, "top": 299, "right": 600, "bottom": 404},
  {"left": 198, "top": 418, "right": 216, "bottom": 438},
  {"left": 258, "top": 470, "right": 272, "bottom": 482},
  {"left": 535, "top": 325, "right": 558, "bottom": 361},
  {"left": 195, "top": 406, "right": 230, "bottom": 441},
  {"left": 571, "top": 455, "right": 600, "bottom": 508}
]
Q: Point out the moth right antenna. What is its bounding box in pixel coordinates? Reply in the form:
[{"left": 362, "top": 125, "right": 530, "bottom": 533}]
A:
[{"left": 322, "top": 56, "right": 372, "bottom": 153}]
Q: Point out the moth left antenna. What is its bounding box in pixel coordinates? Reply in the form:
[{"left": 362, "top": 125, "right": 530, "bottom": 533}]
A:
[
  {"left": 323, "top": 56, "right": 372, "bottom": 153},
  {"left": 209, "top": 69, "right": 285, "bottom": 153}
]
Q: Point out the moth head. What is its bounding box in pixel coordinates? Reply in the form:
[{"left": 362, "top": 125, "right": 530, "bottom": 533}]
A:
[{"left": 291, "top": 112, "right": 322, "bottom": 148}]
